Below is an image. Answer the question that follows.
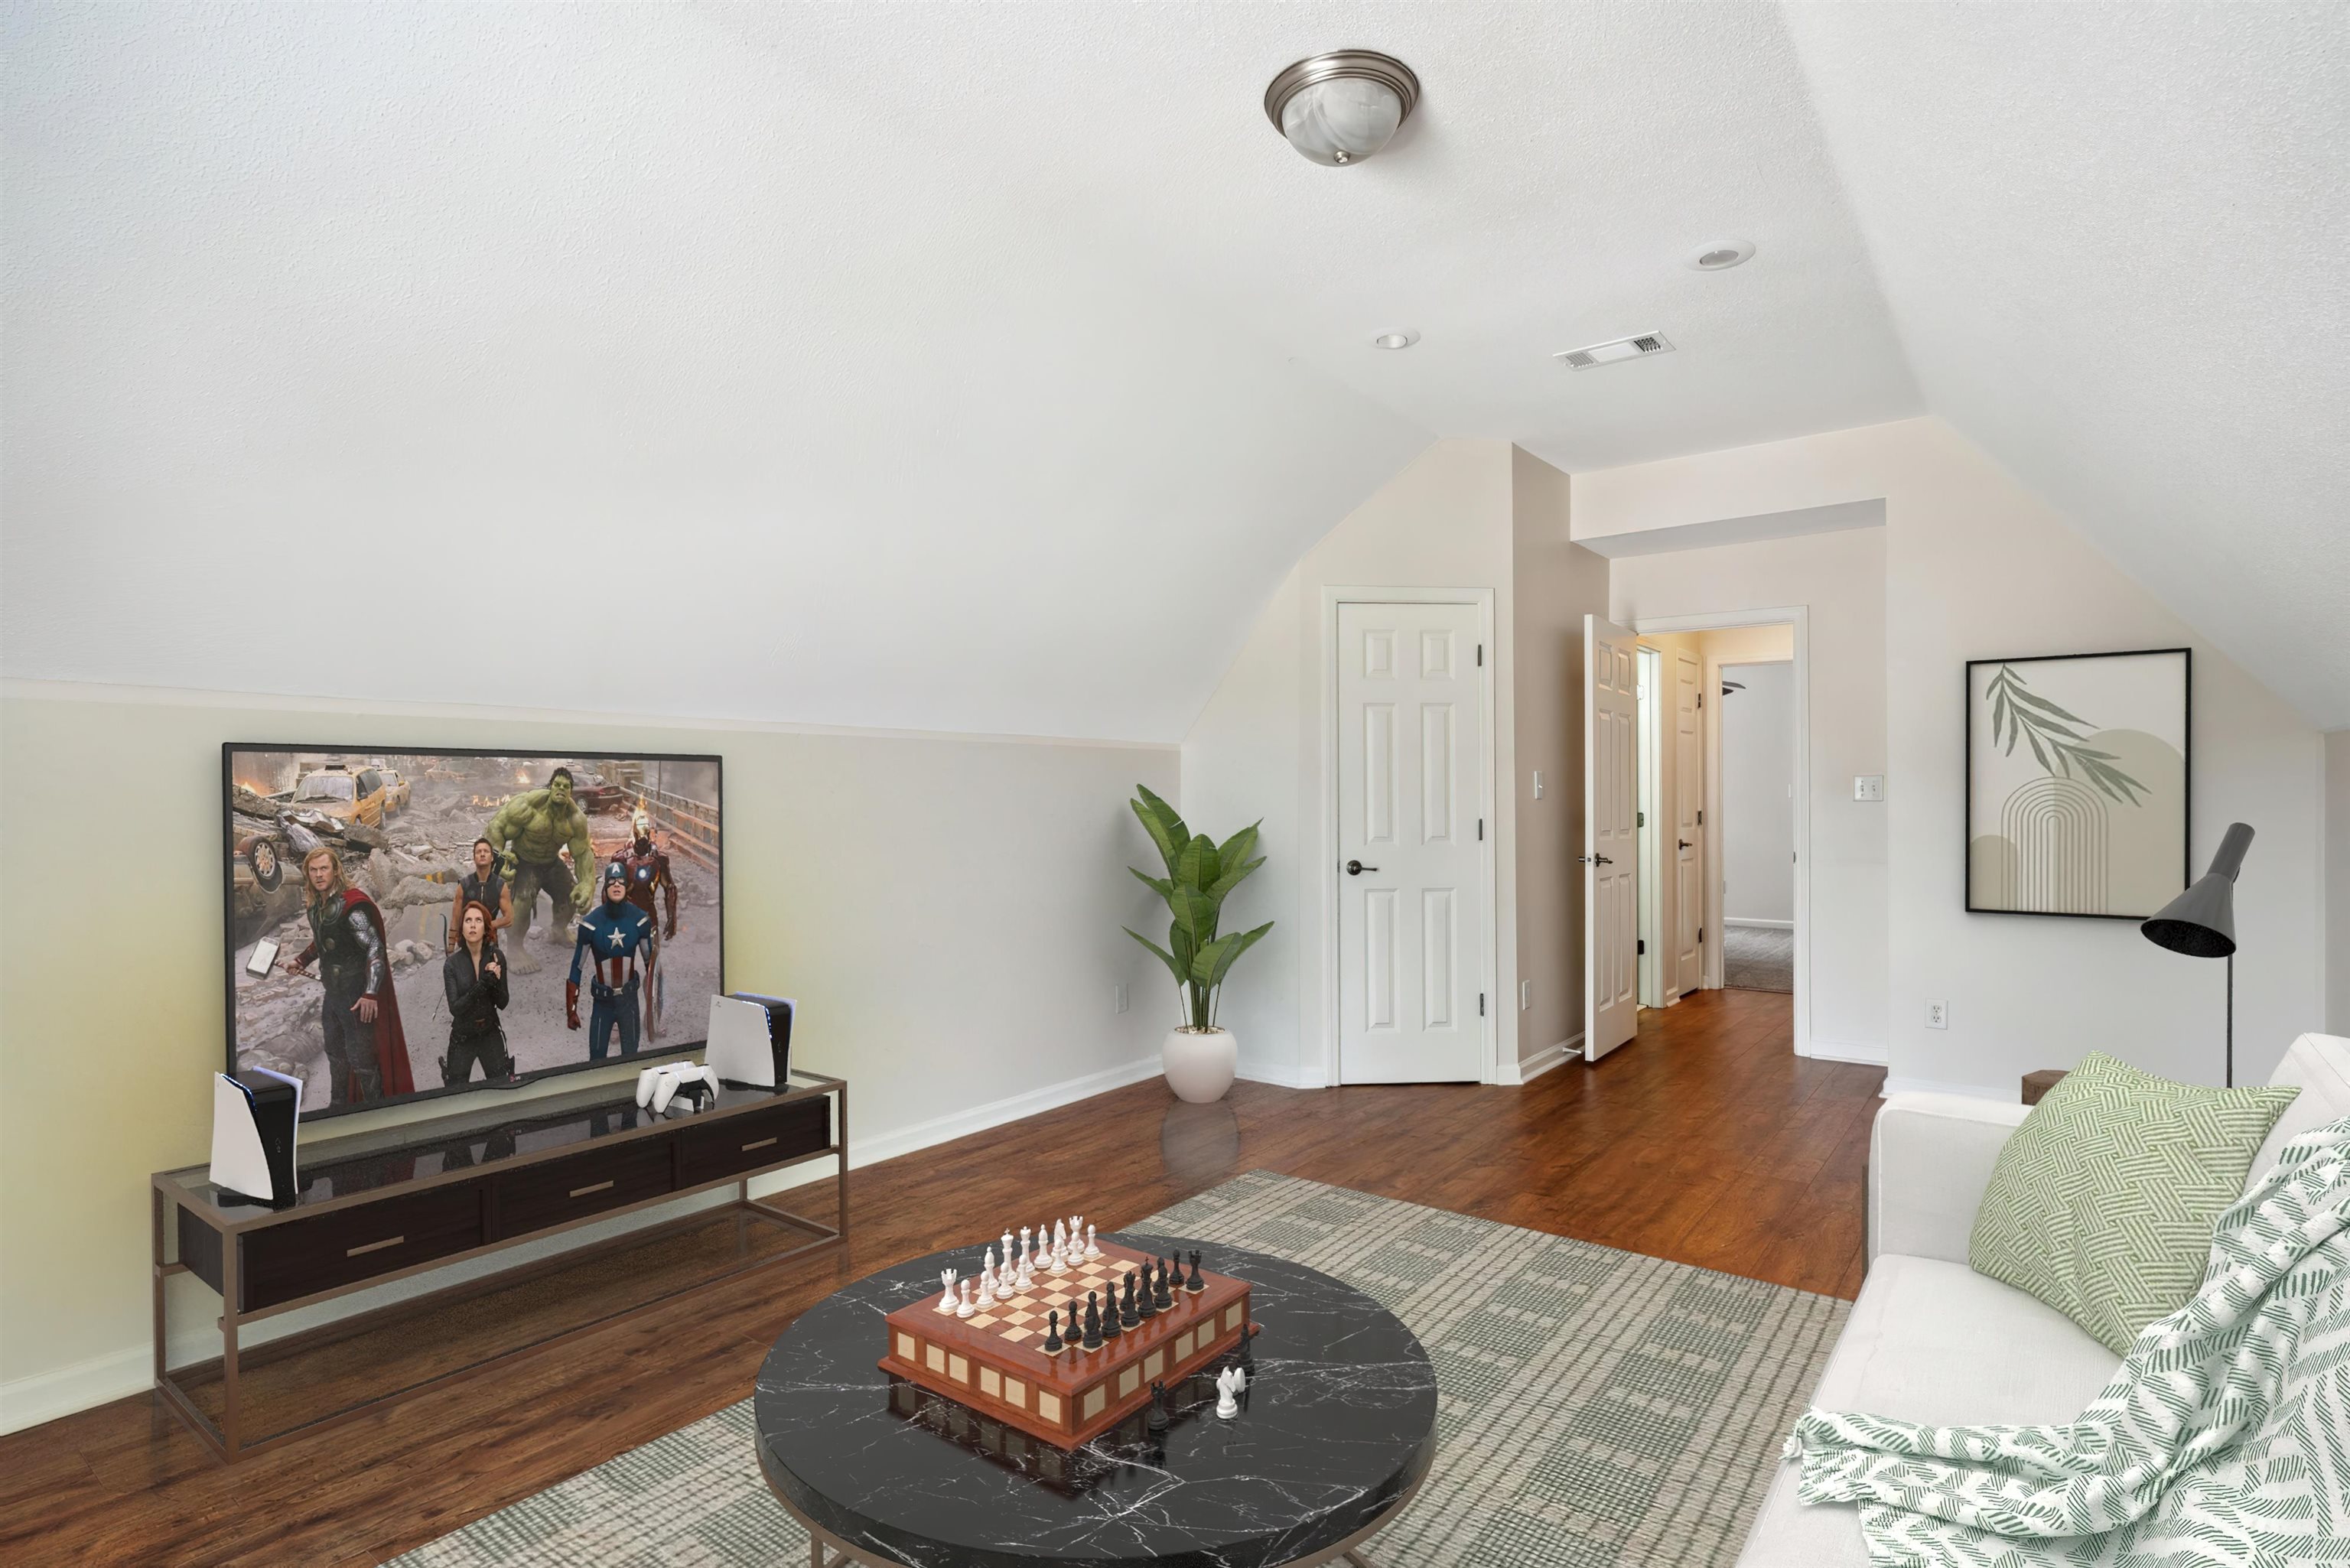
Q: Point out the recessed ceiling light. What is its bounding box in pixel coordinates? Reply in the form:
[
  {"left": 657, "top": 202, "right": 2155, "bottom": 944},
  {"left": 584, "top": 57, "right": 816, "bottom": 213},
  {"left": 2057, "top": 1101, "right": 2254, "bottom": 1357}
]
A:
[
  {"left": 1688, "top": 240, "right": 1755, "bottom": 272},
  {"left": 1371, "top": 330, "right": 1419, "bottom": 350}
]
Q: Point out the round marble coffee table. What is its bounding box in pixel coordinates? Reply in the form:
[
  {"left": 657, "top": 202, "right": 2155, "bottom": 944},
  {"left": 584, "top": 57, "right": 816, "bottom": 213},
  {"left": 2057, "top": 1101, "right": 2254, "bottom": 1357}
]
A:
[{"left": 754, "top": 1231, "right": 1437, "bottom": 1568}]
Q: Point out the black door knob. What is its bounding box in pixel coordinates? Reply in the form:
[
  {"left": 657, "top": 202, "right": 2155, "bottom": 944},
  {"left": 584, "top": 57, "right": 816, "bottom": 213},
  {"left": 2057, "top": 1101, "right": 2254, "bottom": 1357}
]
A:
[{"left": 1345, "top": 860, "right": 1379, "bottom": 876}]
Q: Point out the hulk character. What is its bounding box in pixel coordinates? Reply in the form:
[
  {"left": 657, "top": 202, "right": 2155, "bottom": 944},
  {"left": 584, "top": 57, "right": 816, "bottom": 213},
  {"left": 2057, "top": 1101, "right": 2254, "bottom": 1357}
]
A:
[{"left": 483, "top": 766, "right": 597, "bottom": 974}]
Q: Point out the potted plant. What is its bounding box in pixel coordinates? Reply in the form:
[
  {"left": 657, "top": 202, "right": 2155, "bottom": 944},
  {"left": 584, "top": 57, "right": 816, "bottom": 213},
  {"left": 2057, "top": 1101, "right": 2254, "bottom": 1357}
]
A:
[{"left": 1124, "top": 785, "right": 1272, "bottom": 1104}]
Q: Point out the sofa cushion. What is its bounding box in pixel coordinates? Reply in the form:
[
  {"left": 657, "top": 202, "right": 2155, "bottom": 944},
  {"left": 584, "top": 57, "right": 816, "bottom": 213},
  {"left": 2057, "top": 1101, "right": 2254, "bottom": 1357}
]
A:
[
  {"left": 1966, "top": 1051, "right": 2296, "bottom": 1355},
  {"left": 1736, "top": 1254, "right": 2120, "bottom": 1567},
  {"left": 2251, "top": 1032, "right": 2350, "bottom": 1183}
]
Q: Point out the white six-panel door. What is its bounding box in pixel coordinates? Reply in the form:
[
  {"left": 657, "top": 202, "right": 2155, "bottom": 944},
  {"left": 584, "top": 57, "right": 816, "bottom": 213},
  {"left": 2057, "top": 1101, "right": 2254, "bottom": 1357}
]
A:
[
  {"left": 1673, "top": 650, "right": 1705, "bottom": 997},
  {"left": 1337, "top": 602, "right": 1486, "bottom": 1084},
  {"left": 1583, "top": 616, "right": 1640, "bottom": 1060}
]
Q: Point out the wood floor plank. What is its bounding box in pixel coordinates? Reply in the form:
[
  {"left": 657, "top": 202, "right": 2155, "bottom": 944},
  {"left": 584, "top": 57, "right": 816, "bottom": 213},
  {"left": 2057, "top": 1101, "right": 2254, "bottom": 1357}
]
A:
[{"left": 2, "top": 987, "right": 1878, "bottom": 1567}]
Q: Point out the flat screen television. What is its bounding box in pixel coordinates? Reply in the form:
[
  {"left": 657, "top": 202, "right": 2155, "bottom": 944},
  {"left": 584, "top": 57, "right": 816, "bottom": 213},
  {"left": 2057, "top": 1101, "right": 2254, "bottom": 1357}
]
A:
[{"left": 224, "top": 744, "right": 723, "bottom": 1121}]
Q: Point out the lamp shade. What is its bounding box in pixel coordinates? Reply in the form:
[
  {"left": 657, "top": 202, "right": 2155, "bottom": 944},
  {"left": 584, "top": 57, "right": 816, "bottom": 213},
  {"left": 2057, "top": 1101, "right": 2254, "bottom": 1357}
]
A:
[{"left": 2141, "top": 821, "right": 2252, "bottom": 959}]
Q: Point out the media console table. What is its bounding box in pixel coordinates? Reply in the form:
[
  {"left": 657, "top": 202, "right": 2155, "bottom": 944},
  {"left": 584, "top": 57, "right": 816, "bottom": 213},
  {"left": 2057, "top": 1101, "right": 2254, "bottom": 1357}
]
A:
[{"left": 153, "top": 1069, "right": 847, "bottom": 1461}]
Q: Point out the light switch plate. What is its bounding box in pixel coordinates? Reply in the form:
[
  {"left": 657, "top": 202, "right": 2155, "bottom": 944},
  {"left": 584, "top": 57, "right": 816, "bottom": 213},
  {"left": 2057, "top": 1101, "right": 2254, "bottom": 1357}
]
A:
[
  {"left": 1855, "top": 775, "right": 1885, "bottom": 802},
  {"left": 1115, "top": 984, "right": 1129, "bottom": 1015}
]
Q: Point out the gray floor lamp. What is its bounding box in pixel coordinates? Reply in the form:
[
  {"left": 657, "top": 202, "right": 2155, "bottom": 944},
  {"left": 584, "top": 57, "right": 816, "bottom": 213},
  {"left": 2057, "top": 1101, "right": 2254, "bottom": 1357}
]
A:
[{"left": 2140, "top": 821, "right": 2253, "bottom": 1087}]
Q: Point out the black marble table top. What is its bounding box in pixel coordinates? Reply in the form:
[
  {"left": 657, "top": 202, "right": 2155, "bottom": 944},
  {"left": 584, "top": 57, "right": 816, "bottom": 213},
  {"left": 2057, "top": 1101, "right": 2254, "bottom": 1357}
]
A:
[{"left": 754, "top": 1232, "right": 1437, "bottom": 1568}]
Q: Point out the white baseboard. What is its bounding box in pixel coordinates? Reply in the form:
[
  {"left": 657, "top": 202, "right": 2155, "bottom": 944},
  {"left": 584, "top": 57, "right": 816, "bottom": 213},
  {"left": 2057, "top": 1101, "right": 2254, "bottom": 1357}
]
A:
[
  {"left": 0, "top": 1052, "right": 1170, "bottom": 1438},
  {"left": 1235, "top": 1059, "right": 1327, "bottom": 1090},
  {"left": 1723, "top": 917, "right": 1794, "bottom": 930},
  {"left": 1804, "top": 1038, "right": 1888, "bottom": 1067},
  {"left": 1501, "top": 1034, "right": 1583, "bottom": 1084},
  {"left": 1882, "top": 1073, "right": 2017, "bottom": 1103}
]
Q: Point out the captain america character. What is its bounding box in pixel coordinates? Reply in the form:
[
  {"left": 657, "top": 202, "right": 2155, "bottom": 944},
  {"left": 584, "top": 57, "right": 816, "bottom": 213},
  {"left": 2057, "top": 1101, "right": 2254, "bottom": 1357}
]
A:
[{"left": 566, "top": 859, "right": 656, "bottom": 1061}]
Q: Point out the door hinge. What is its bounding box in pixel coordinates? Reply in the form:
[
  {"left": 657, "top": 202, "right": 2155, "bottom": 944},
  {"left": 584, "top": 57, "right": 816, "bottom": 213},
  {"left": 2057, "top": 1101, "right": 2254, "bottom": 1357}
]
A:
[
  {"left": 1637, "top": 938, "right": 1645, "bottom": 955},
  {"left": 1636, "top": 809, "right": 1645, "bottom": 828},
  {"left": 1698, "top": 926, "right": 1705, "bottom": 944},
  {"left": 1697, "top": 690, "right": 1704, "bottom": 708},
  {"left": 1476, "top": 643, "right": 1484, "bottom": 667},
  {"left": 1477, "top": 818, "right": 1484, "bottom": 841}
]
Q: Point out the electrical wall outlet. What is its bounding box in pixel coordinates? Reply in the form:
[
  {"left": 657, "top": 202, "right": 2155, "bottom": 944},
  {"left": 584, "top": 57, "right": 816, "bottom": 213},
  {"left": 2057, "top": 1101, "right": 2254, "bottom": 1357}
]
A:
[
  {"left": 1925, "top": 999, "right": 1949, "bottom": 1030},
  {"left": 1520, "top": 980, "right": 1532, "bottom": 1011},
  {"left": 1855, "top": 775, "right": 1885, "bottom": 802},
  {"left": 1115, "top": 983, "right": 1129, "bottom": 1015}
]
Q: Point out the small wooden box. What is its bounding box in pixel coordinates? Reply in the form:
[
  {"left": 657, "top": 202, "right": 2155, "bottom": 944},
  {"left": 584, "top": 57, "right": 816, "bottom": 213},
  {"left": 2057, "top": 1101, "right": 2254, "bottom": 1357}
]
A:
[{"left": 880, "top": 1239, "right": 1251, "bottom": 1449}]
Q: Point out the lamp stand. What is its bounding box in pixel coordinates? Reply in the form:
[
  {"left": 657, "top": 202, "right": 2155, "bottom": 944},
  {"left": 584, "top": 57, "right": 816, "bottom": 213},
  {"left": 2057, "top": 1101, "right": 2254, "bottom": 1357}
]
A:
[{"left": 2225, "top": 952, "right": 2234, "bottom": 1089}]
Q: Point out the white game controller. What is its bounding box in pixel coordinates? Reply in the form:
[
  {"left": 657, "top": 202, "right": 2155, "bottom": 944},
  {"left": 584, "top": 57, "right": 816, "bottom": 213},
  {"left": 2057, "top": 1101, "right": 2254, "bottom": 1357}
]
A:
[{"left": 636, "top": 1061, "right": 722, "bottom": 1114}]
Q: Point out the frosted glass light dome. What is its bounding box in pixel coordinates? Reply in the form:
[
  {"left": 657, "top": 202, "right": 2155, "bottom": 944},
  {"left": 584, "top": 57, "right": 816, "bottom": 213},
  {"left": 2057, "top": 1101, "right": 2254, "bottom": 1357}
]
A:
[{"left": 1264, "top": 51, "right": 1421, "bottom": 168}]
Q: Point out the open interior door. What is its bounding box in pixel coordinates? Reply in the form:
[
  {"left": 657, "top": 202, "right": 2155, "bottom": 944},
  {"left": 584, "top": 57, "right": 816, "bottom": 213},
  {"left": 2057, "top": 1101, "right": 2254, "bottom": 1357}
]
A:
[{"left": 1583, "top": 615, "right": 1640, "bottom": 1060}]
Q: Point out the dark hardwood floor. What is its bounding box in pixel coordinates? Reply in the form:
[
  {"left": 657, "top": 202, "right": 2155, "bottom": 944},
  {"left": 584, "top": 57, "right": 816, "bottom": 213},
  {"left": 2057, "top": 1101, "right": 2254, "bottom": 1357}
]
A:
[{"left": 2, "top": 987, "right": 1879, "bottom": 1566}]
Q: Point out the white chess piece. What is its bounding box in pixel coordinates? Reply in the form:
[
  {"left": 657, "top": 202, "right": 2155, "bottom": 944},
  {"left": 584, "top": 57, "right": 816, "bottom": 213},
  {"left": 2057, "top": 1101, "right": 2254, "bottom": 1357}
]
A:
[
  {"left": 936, "top": 1268, "right": 960, "bottom": 1314},
  {"left": 976, "top": 1267, "right": 995, "bottom": 1309},
  {"left": 1020, "top": 1226, "right": 1032, "bottom": 1270},
  {"left": 956, "top": 1280, "right": 975, "bottom": 1319},
  {"left": 1048, "top": 1220, "right": 1068, "bottom": 1274},
  {"left": 1001, "top": 1231, "right": 1016, "bottom": 1274},
  {"left": 1231, "top": 1366, "right": 1247, "bottom": 1394},
  {"left": 1083, "top": 1223, "right": 1101, "bottom": 1261},
  {"left": 1214, "top": 1368, "right": 1240, "bottom": 1420}
]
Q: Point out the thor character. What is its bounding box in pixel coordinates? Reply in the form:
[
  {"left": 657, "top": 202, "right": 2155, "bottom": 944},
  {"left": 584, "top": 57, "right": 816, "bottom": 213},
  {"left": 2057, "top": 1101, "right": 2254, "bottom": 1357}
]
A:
[
  {"left": 282, "top": 844, "right": 417, "bottom": 1106},
  {"left": 441, "top": 899, "right": 516, "bottom": 1087},
  {"left": 567, "top": 858, "right": 655, "bottom": 1062},
  {"left": 615, "top": 803, "right": 679, "bottom": 1038},
  {"left": 448, "top": 837, "right": 513, "bottom": 954},
  {"left": 482, "top": 766, "right": 595, "bottom": 973}
]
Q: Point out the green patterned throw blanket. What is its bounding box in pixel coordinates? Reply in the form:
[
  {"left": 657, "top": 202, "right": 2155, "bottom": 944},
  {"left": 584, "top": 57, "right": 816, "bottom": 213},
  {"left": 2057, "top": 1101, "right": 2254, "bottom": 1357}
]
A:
[{"left": 1786, "top": 1114, "right": 2350, "bottom": 1566}]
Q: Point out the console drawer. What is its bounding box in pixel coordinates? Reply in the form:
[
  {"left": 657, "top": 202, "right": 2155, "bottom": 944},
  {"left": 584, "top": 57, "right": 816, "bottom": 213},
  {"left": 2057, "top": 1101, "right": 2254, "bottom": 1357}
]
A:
[
  {"left": 677, "top": 1097, "right": 832, "bottom": 1188},
  {"left": 240, "top": 1180, "right": 487, "bottom": 1311},
  {"left": 489, "top": 1136, "right": 673, "bottom": 1239}
]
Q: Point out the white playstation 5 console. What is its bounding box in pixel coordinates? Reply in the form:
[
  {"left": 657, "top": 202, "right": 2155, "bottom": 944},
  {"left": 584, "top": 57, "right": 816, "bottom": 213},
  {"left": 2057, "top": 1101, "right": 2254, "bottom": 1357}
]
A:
[
  {"left": 210, "top": 1068, "right": 302, "bottom": 1207},
  {"left": 706, "top": 993, "right": 794, "bottom": 1088}
]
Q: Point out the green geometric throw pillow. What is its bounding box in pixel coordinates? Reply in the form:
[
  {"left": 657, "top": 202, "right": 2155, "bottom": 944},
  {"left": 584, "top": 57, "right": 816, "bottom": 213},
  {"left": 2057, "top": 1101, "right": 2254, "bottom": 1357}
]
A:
[{"left": 1968, "top": 1052, "right": 2297, "bottom": 1356}]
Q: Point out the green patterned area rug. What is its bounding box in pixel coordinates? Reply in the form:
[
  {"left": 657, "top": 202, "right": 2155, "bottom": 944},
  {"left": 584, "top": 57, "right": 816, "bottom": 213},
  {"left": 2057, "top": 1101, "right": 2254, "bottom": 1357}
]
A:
[{"left": 391, "top": 1171, "right": 1847, "bottom": 1568}]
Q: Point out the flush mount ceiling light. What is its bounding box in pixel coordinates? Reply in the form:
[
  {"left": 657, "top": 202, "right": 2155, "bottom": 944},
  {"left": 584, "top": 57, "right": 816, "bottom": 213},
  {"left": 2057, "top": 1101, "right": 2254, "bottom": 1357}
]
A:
[
  {"left": 1370, "top": 330, "right": 1419, "bottom": 350},
  {"left": 1688, "top": 239, "right": 1756, "bottom": 272},
  {"left": 1265, "top": 50, "right": 1421, "bottom": 167}
]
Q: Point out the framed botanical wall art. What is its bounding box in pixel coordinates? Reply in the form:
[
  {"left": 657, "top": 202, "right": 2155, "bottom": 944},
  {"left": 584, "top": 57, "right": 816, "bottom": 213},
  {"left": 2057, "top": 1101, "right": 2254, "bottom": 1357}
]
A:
[{"left": 1964, "top": 648, "right": 2190, "bottom": 919}]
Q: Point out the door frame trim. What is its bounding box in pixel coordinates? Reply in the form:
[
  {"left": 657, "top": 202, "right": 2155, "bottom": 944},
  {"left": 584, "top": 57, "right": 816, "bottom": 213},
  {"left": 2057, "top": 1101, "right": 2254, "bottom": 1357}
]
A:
[
  {"left": 1628, "top": 607, "right": 1812, "bottom": 1060},
  {"left": 1320, "top": 587, "right": 1502, "bottom": 1088}
]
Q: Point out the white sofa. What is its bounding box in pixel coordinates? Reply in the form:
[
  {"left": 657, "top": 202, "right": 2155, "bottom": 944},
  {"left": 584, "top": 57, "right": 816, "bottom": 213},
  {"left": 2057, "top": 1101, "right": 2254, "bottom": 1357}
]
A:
[{"left": 1736, "top": 1032, "right": 2350, "bottom": 1566}]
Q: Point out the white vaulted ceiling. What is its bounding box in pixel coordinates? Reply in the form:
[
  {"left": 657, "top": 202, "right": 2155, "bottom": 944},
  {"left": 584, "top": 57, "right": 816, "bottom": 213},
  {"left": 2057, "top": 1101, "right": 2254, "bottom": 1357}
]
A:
[{"left": 4, "top": 4, "right": 2342, "bottom": 737}]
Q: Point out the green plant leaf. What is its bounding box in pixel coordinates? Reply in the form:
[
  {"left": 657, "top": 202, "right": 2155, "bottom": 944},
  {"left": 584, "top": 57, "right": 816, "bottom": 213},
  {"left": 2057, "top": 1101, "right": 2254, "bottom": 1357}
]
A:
[
  {"left": 1170, "top": 885, "right": 1219, "bottom": 944},
  {"left": 2022, "top": 724, "right": 2053, "bottom": 774},
  {"left": 1123, "top": 927, "right": 1186, "bottom": 987},
  {"left": 1128, "top": 866, "right": 1174, "bottom": 903},
  {"left": 1188, "top": 932, "right": 1235, "bottom": 987},
  {"left": 1209, "top": 854, "right": 1265, "bottom": 902},
  {"left": 1130, "top": 793, "right": 1186, "bottom": 877},
  {"left": 1175, "top": 832, "right": 1222, "bottom": 895},
  {"left": 1216, "top": 821, "right": 1261, "bottom": 874},
  {"left": 2005, "top": 682, "right": 2091, "bottom": 727},
  {"left": 1206, "top": 921, "right": 1273, "bottom": 988}
]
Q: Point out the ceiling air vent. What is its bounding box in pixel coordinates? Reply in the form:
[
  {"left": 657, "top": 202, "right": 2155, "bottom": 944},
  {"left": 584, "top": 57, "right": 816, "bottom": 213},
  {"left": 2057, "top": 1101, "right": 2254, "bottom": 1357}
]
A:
[{"left": 1555, "top": 332, "right": 1675, "bottom": 370}]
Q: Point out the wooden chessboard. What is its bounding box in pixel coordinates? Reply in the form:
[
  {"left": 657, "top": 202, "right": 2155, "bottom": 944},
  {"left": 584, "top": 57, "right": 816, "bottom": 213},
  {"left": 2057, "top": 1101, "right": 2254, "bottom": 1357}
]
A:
[{"left": 880, "top": 1238, "right": 1251, "bottom": 1449}]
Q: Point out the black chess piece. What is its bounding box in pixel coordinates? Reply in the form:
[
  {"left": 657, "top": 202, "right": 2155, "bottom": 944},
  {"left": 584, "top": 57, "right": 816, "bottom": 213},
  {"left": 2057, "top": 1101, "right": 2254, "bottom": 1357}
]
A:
[
  {"left": 1185, "top": 1250, "right": 1206, "bottom": 1293},
  {"left": 1134, "top": 1266, "right": 1157, "bottom": 1319},
  {"left": 1152, "top": 1257, "right": 1173, "bottom": 1311},
  {"left": 1043, "top": 1309, "right": 1064, "bottom": 1355},
  {"left": 1082, "top": 1292, "right": 1103, "bottom": 1351},
  {"left": 1119, "top": 1270, "right": 1140, "bottom": 1328},
  {"left": 1238, "top": 1322, "right": 1257, "bottom": 1379},
  {"left": 1099, "top": 1286, "right": 1122, "bottom": 1340},
  {"left": 1146, "top": 1380, "right": 1170, "bottom": 1436}
]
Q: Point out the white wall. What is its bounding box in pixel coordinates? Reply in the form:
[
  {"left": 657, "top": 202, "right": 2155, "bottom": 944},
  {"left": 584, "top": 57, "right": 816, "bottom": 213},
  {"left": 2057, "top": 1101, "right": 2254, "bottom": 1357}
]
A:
[
  {"left": 1720, "top": 660, "right": 1795, "bottom": 926},
  {"left": 1511, "top": 447, "right": 1609, "bottom": 1074},
  {"left": 1613, "top": 531, "right": 1889, "bottom": 1059},
  {"left": 1582, "top": 417, "right": 2325, "bottom": 1095},
  {"left": 0, "top": 682, "right": 1174, "bottom": 1431},
  {"left": 1181, "top": 439, "right": 1524, "bottom": 1088}
]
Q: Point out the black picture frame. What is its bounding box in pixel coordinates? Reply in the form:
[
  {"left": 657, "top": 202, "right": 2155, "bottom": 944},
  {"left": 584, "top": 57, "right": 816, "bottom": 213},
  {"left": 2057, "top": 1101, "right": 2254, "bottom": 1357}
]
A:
[
  {"left": 1962, "top": 647, "right": 2191, "bottom": 920},
  {"left": 222, "top": 742, "right": 725, "bottom": 1121}
]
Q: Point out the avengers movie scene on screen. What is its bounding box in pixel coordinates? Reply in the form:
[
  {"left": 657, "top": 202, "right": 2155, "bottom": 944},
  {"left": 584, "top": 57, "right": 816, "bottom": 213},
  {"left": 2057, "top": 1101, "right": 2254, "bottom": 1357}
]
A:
[{"left": 225, "top": 747, "right": 722, "bottom": 1117}]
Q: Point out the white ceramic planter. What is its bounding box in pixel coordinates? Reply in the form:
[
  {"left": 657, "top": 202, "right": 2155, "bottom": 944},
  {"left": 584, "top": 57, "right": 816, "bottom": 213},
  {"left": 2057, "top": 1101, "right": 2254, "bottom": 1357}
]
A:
[{"left": 1162, "top": 1026, "right": 1238, "bottom": 1104}]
